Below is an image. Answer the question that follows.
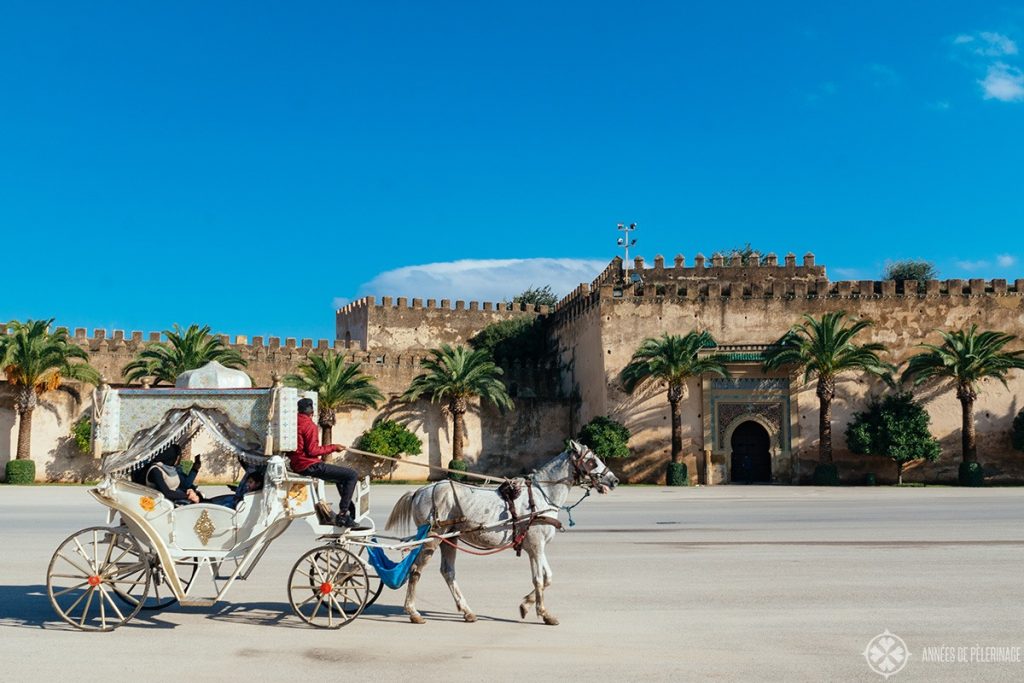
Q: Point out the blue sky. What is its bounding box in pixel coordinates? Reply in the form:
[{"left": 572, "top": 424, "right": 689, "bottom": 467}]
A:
[{"left": 2, "top": 2, "right": 1022, "bottom": 340}]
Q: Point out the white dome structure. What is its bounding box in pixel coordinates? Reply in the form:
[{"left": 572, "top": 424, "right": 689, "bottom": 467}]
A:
[{"left": 174, "top": 361, "right": 252, "bottom": 389}]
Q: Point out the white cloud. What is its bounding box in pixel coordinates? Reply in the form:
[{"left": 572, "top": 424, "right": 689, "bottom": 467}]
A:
[
  {"left": 997, "top": 254, "right": 1017, "bottom": 267},
  {"left": 955, "top": 259, "right": 989, "bottom": 272},
  {"left": 349, "top": 258, "right": 609, "bottom": 304},
  {"left": 831, "top": 267, "right": 867, "bottom": 280},
  {"left": 867, "top": 63, "right": 899, "bottom": 87},
  {"left": 980, "top": 62, "right": 1024, "bottom": 101},
  {"left": 977, "top": 32, "right": 1018, "bottom": 57},
  {"left": 954, "top": 31, "right": 1018, "bottom": 56}
]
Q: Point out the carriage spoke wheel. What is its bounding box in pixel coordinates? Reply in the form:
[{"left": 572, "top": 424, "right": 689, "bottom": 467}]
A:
[
  {"left": 288, "top": 545, "right": 369, "bottom": 629},
  {"left": 47, "top": 526, "right": 151, "bottom": 631},
  {"left": 356, "top": 545, "right": 385, "bottom": 608}
]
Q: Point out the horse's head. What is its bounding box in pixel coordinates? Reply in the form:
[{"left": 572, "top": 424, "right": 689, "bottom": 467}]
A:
[{"left": 567, "top": 440, "right": 619, "bottom": 493}]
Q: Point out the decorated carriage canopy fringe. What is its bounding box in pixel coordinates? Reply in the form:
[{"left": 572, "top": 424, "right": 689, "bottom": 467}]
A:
[{"left": 102, "top": 407, "right": 267, "bottom": 475}]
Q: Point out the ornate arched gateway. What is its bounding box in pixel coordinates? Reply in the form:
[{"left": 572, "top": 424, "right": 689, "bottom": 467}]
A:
[{"left": 697, "top": 352, "right": 799, "bottom": 483}]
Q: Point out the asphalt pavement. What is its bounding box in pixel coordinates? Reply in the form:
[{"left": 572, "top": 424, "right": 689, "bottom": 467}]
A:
[{"left": 2, "top": 484, "right": 1024, "bottom": 681}]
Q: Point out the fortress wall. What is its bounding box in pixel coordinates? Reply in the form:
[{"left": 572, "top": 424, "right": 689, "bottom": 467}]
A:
[
  {"left": 336, "top": 296, "right": 549, "bottom": 351},
  {"left": 592, "top": 279, "right": 1024, "bottom": 483}
]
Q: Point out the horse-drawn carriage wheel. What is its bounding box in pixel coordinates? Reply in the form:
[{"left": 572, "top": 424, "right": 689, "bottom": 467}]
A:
[
  {"left": 288, "top": 545, "right": 369, "bottom": 629},
  {"left": 356, "top": 545, "right": 385, "bottom": 608},
  {"left": 47, "top": 526, "right": 151, "bottom": 631}
]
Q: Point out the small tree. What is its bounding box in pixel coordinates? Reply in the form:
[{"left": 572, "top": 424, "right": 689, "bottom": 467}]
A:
[
  {"left": 577, "top": 416, "right": 631, "bottom": 459},
  {"left": 846, "top": 393, "right": 941, "bottom": 485},
  {"left": 512, "top": 285, "right": 557, "bottom": 308},
  {"left": 72, "top": 415, "right": 92, "bottom": 454},
  {"left": 357, "top": 420, "right": 423, "bottom": 480},
  {"left": 884, "top": 259, "right": 937, "bottom": 283},
  {"left": 720, "top": 243, "right": 769, "bottom": 266},
  {"left": 1012, "top": 408, "right": 1024, "bottom": 453},
  {"left": 470, "top": 318, "right": 551, "bottom": 361}
]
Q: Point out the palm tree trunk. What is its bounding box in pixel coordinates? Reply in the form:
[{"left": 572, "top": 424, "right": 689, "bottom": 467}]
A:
[
  {"left": 816, "top": 377, "right": 835, "bottom": 464},
  {"left": 960, "top": 396, "right": 977, "bottom": 463},
  {"left": 319, "top": 408, "right": 336, "bottom": 445},
  {"left": 451, "top": 398, "right": 467, "bottom": 464},
  {"left": 16, "top": 407, "right": 33, "bottom": 460},
  {"left": 668, "top": 392, "right": 683, "bottom": 465}
]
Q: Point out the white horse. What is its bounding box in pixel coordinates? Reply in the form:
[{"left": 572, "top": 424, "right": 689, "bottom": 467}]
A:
[{"left": 385, "top": 440, "right": 619, "bottom": 625}]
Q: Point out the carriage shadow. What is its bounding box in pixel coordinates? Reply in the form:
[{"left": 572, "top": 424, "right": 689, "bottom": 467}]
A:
[
  {"left": 204, "top": 600, "right": 522, "bottom": 626},
  {"left": 0, "top": 584, "right": 177, "bottom": 630}
]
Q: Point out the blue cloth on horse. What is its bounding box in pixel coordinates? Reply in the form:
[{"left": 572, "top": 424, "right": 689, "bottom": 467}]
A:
[{"left": 366, "top": 524, "right": 432, "bottom": 590}]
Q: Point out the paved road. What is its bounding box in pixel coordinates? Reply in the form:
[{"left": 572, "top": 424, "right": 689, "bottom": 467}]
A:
[{"left": 3, "top": 484, "right": 1024, "bottom": 681}]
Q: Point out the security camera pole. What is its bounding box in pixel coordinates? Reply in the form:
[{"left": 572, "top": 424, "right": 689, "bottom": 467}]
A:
[{"left": 617, "top": 222, "right": 637, "bottom": 283}]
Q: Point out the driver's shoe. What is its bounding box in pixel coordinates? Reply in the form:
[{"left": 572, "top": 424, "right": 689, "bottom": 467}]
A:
[{"left": 334, "top": 513, "right": 371, "bottom": 532}]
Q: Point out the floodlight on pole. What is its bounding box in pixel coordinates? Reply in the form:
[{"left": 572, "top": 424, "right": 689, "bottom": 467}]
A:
[{"left": 617, "top": 222, "right": 637, "bottom": 283}]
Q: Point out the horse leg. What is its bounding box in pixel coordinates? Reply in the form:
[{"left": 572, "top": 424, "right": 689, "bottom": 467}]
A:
[
  {"left": 530, "top": 543, "right": 558, "bottom": 625},
  {"left": 404, "top": 539, "right": 437, "bottom": 624},
  {"left": 439, "top": 540, "right": 476, "bottom": 622}
]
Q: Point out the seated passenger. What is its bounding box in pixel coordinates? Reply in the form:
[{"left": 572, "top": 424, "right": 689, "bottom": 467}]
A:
[
  {"left": 206, "top": 469, "right": 264, "bottom": 509},
  {"left": 146, "top": 445, "right": 203, "bottom": 505}
]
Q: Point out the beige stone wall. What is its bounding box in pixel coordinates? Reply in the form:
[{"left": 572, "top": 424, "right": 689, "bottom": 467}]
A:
[
  {"left": 589, "top": 275, "right": 1024, "bottom": 484},
  {"left": 337, "top": 296, "right": 547, "bottom": 351}
]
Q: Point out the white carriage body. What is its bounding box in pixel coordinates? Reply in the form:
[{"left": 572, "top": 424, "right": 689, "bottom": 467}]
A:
[{"left": 87, "top": 362, "right": 373, "bottom": 605}]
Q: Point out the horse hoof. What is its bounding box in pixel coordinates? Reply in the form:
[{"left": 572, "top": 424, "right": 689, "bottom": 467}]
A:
[
  {"left": 518, "top": 604, "right": 528, "bottom": 620},
  {"left": 543, "top": 615, "right": 560, "bottom": 626},
  {"left": 409, "top": 614, "right": 425, "bottom": 624},
  {"left": 463, "top": 613, "right": 477, "bottom": 623}
]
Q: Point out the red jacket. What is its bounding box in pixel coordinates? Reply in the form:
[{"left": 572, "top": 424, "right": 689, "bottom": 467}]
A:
[{"left": 290, "top": 412, "right": 336, "bottom": 473}]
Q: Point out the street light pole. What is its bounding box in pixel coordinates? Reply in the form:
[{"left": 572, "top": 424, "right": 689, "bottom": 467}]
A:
[{"left": 617, "top": 222, "right": 637, "bottom": 283}]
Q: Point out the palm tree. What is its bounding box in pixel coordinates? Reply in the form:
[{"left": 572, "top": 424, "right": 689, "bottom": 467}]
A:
[
  {"left": 762, "top": 312, "right": 893, "bottom": 471},
  {"left": 284, "top": 351, "right": 384, "bottom": 442},
  {"left": 902, "top": 325, "right": 1024, "bottom": 470},
  {"left": 0, "top": 320, "right": 100, "bottom": 461},
  {"left": 403, "top": 344, "right": 513, "bottom": 467},
  {"left": 122, "top": 324, "right": 246, "bottom": 385},
  {"left": 620, "top": 332, "right": 729, "bottom": 468}
]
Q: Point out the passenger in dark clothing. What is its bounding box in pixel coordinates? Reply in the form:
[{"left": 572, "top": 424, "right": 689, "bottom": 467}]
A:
[{"left": 147, "top": 444, "right": 203, "bottom": 505}]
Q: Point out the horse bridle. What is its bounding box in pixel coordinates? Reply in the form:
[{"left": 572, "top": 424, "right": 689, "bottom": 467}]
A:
[{"left": 570, "top": 448, "right": 605, "bottom": 489}]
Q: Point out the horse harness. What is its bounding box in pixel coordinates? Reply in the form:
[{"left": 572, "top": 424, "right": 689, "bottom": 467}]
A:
[{"left": 431, "top": 478, "right": 562, "bottom": 556}]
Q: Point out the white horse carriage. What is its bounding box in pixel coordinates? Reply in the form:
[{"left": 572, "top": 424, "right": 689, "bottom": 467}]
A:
[
  {"left": 46, "top": 361, "right": 620, "bottom": 632},
  {"left": 46, "top": 362, "right": 378, "bottom": 631}
]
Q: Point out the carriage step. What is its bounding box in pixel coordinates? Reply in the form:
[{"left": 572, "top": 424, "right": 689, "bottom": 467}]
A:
[{"left": 179, "top": 598, "right": 217, "bottom": 607}]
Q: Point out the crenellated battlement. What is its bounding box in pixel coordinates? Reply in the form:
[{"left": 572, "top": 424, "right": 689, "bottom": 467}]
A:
[
  {"left": 336, "top": 294, "right": 548, "bottom": 351},
  {"left": 338, "top": 295, "right": 549, "bottom": 315}
]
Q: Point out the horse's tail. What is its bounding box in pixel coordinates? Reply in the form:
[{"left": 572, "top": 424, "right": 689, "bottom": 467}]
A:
[{"left": 386, "top": 490, "right": 416, "bottom": 532}]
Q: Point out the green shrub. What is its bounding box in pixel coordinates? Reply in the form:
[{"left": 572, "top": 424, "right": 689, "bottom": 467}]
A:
[
  {"left": 1012, "top": 408, "right": 1024, "bottom": 452},
  {"left": 666, "top": 462, "right": 688, "bottom": 486},
  {"left": 72, "top": 415, "right": 92, "bottom": 454},
  {"left": 179, "top": 460, "right": 193, "bottom": 476},
  {"left": 846, "top": 392, "right": 941, "bottom": 485},
  {"left": 357, "top": 420, "right": 423, "bottom": 458},
  {"left": 813, "top": 463, "right": 839, "bottom": 486},
  {"left": 5, "top": 459, "right": 35, "bottom": 484},
  {"left": 959, "top": 462, "right": 984, "bottom": 487},
  {"left": 470, "top": 317, "right": 552, "bottom": 361},
  {"left": 448, "top": 459, "right": 468, "bottom": 482},
  {"left": 577, "top": 416, "right": 631, "bottom": 459}
]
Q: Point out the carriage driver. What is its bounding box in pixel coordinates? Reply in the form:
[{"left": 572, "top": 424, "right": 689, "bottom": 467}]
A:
[{"left": 289, "top": 398, "right": 369, "bottom": 530}]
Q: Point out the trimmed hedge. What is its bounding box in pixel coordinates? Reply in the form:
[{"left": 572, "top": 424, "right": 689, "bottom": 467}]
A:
[
  {"left": 5, "top": 459, "right": 36, "bottom": 484},
  {"left": 666, "top": 462, "right": 688, "bottom": 486},
  {"left": 813, "top": 463, "right": 839, "bottom": 486},
  {"left": 448, "top": 459, "right": 468, "bottom": 482},
  {"left": 959, "top": 462, "right": 984, "bottom": 487}
]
